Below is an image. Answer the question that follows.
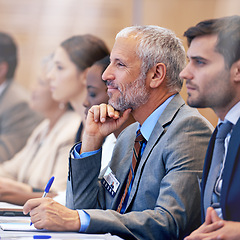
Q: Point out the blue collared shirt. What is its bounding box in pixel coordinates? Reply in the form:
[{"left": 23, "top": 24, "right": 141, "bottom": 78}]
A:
[
  {"left": 140, "top": 94, "right": 174, "bottom": 141},
  {"left": 74, "top": 94, "right": 175, "bottom": 232}
]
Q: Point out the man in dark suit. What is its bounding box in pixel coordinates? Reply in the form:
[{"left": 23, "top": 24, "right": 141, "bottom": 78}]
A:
[
  {"left": 0, "top": 32, "right": 42, "bottom": 163},
  {"left": 23, "top": 25, "right": 213, "bottom": 239},
  {"left": 180, "top": 15, "right": 240, "bottom": 240}
]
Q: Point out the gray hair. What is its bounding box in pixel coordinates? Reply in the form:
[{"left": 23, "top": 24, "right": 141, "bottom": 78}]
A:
[{"left": 116, "top": 25, "right": 186, "bottom": 92}]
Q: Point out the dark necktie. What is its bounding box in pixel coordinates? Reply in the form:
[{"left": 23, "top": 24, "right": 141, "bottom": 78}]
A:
[
  {"left": 117, "top": 129, "right": 146, "bottom": 213},
  {"left": 204, "top": 121, "right": 233, "bottom": 214},
  {"left": 75, "top": 121, "right": 83, "bottom": 143}
]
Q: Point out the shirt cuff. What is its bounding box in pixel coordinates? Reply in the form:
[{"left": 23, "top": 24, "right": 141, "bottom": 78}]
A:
[
  {"left": 73, "top": 143, "right": 101, "bottom": 159},
  {"left": 77, "top": 210, "right": 90, "bottom": 232}
]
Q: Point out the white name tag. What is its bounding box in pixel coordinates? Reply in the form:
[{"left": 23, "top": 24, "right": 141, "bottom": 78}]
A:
[{"left": 101, "top": 167, "right": 120, "bottom": 197}]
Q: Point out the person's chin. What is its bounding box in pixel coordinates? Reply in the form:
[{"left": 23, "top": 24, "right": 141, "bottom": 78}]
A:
[
  {"left": 187, "top": 96, "right": 197, "bottom": 108},
  {"left": 187, "top": 98, "right": 204, "bottom": 108}
]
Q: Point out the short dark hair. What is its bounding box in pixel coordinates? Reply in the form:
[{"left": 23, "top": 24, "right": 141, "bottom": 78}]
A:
[
  {"left": 94, "top": 55, "right": 110, "bottom": 77},
  {"left": 0, "top": 32, "right": 18, "bottom": 79},
  {"left": 61, "top": 34, "right": 109, "bottom": 71},
  {"left": 184, "top": 15, "right": 240, "bottom": 69}
]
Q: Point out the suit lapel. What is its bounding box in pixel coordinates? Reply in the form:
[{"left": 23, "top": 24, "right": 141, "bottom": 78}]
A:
[
  {"left": 201, "top": 130, "right": 217, "bottom": 193},
  {"left": 0, "top": 80, "right": 11, "bottom": 104},
  {"left": 125, "top": 94, "right": 185, "bottom": 211},
  {"left": 221, "top": 117, "right": 240, "bottom": 217},
  {"left": 110, "top": 123, "right": 138, "bottom": 210},
  {"left": 126, "top": 122, "right": 165, "bottom": 207},
  {"left": 200, "top": 129, "right": 216, "bottom": 220}
]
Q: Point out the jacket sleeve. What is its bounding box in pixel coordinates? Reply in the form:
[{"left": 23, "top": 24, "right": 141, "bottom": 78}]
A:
[{"left": 66, "top": 144, "right": 102, "bottom": 210}]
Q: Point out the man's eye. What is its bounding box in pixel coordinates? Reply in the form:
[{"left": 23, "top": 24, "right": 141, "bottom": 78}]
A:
[
  {"left": 196, "top": 60, "right": 205, "bottom": 65},
  {"left": 117, "top": 62, "right": 125, "bottom": 67}
]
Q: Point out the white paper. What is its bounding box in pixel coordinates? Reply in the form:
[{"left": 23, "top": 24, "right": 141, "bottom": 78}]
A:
[
  {"left": 0, "top": 222, "right": 42, "bottom": 231},
  {"left": 0, "top": 202, "right": 23, "bottom": 209}
]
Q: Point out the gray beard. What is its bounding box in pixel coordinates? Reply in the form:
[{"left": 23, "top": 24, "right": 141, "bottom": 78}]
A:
[{"left": 108, "top": 74, "right": 149, "bottom": 111}]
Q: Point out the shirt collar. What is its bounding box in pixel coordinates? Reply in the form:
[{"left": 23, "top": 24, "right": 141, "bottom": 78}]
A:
[
  {"left": 0, "top": 81, "right": 8, "bottom": 96},
  {"left": 218, "top": 101, "right": 240, "bottom": 126},
  {"left": 138, "top": 94, "right": 175, "bottom": 141}
]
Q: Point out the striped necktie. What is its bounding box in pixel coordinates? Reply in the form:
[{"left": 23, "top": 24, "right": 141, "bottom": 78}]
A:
[
  {"left": 117, "top": 129, "right": 146, "bottom": 213},
  {"left": 204, "top": 121, "right": 233, "bottom": 213}
]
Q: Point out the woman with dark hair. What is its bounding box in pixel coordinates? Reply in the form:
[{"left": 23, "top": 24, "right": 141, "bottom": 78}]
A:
[{"left": 49, "top": 34, "right": 109, "bottom": 142}]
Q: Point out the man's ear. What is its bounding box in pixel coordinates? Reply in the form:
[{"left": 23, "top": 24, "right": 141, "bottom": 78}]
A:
[
  {"left": 149, "top": 63, "right": 166, "bottom": 88},
  {"left": 232, "top": 59, "right": 240, "bottom": 83},
  {"left": 0, "top": 62, "right": 8, "bottom": 79}
]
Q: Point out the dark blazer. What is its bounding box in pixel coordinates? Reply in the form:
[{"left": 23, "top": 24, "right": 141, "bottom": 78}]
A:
[{"left": 201, "top": 116, "right": 240, "bottom": 221}]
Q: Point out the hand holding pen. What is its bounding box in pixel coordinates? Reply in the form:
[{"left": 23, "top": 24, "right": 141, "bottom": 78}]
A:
[{"left": 30, "top": 176, "right": 55, "bottom": 226}]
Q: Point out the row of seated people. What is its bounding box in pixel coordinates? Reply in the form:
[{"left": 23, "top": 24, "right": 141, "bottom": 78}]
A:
[
  {"left": 0, "top": 33, "right": 134, "bottom": 205},
  {"left": 1, "top": 15, "right": 240, "bottom": 239}
]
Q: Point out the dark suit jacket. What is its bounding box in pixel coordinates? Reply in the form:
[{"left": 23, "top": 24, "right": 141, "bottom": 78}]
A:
[{"left": 201, "top": 117, "right": 240, "bottom": 221}]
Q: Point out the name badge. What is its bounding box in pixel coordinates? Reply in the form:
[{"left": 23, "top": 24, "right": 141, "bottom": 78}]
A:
[{"left": 101, "top": 167, "right": 120, "bottom": 197}]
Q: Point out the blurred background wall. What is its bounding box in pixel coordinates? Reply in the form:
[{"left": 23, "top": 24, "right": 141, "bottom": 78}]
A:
[{"left": 0, "top": 0, "right": 240, "bottom": 126}]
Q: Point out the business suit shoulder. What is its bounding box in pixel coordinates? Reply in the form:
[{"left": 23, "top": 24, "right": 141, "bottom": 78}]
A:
[
  {"left": 221, "top": 117, "right": 240, "bottom": 220},
  {"left": 0, "top": 80, "right": 42, "bottom": 162},
  {"left": 156, "top": 94, "right": 213, "bottom": 139},
  {"left": 0, "top": 81, "right": 30, "bottom": 110}
]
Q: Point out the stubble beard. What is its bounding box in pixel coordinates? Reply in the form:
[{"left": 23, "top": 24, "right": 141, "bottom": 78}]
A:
[
  {"left": 107, "top": 73, "right": 150, "bottom": 112},
  {"left": 187, "top": 71, "right": 233, "bottom": 110},
  {"left": 187, "top": 92, "right": 203, "bottom": 108},
  {"left": 187, "top": 90, "right": 213, "bottom": 109}
]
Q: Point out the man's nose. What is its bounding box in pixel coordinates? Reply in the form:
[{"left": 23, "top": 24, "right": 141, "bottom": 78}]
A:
[
  {"left": 179, "top": 64, "right": 192, "bottom": 81},
  {"left": 102, "top": 63, "right": 114, "bottom": 82}
]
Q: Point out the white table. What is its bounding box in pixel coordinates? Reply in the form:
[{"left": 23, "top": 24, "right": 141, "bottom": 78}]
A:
[{"left": 0, "top": 216, "right": 123, "bottom": 240}]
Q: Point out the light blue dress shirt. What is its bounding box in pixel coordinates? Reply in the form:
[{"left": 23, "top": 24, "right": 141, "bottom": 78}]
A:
[{"left": 73, "top": 95, "right": 175, "bottom": 232}]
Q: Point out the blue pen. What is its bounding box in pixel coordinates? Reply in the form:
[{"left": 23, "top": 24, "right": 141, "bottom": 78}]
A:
[
  {"left": 30, "top": 176, "right": 55, "bottom": 226},
  {"left": 42, "top": 176, "right": 55, "bottom": 198},
  {"left": 33, "top": 235, "right": 52, "bottom": 239}
]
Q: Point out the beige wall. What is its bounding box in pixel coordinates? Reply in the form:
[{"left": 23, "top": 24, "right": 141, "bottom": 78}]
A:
[
  {"left": 141, "top": 0, "right": 240, "bottom": 126},
  {"left": 0, "top": 0, "right": 239, "bottom": 126},
  {"left": 0, "top": 0, "right": 133, "bottom": 88}
]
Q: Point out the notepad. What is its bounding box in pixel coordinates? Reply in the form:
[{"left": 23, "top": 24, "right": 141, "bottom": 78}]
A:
[
  {"left": 0, "top": 202, "right": 27, "bottom": 216},
  {"left": 0, "top": 222, "right": 43, "bottom": 231}
]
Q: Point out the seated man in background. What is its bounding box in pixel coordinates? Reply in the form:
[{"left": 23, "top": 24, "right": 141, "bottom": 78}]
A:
[
  {"left": 24, "top": 25, "right": 213, "bottom": 239},
  {"left": 180, "top": 15, "right": 240, "bottom": 240},
  {"left": 0, "top": 32, "right": 42, "bottom": 163}
]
